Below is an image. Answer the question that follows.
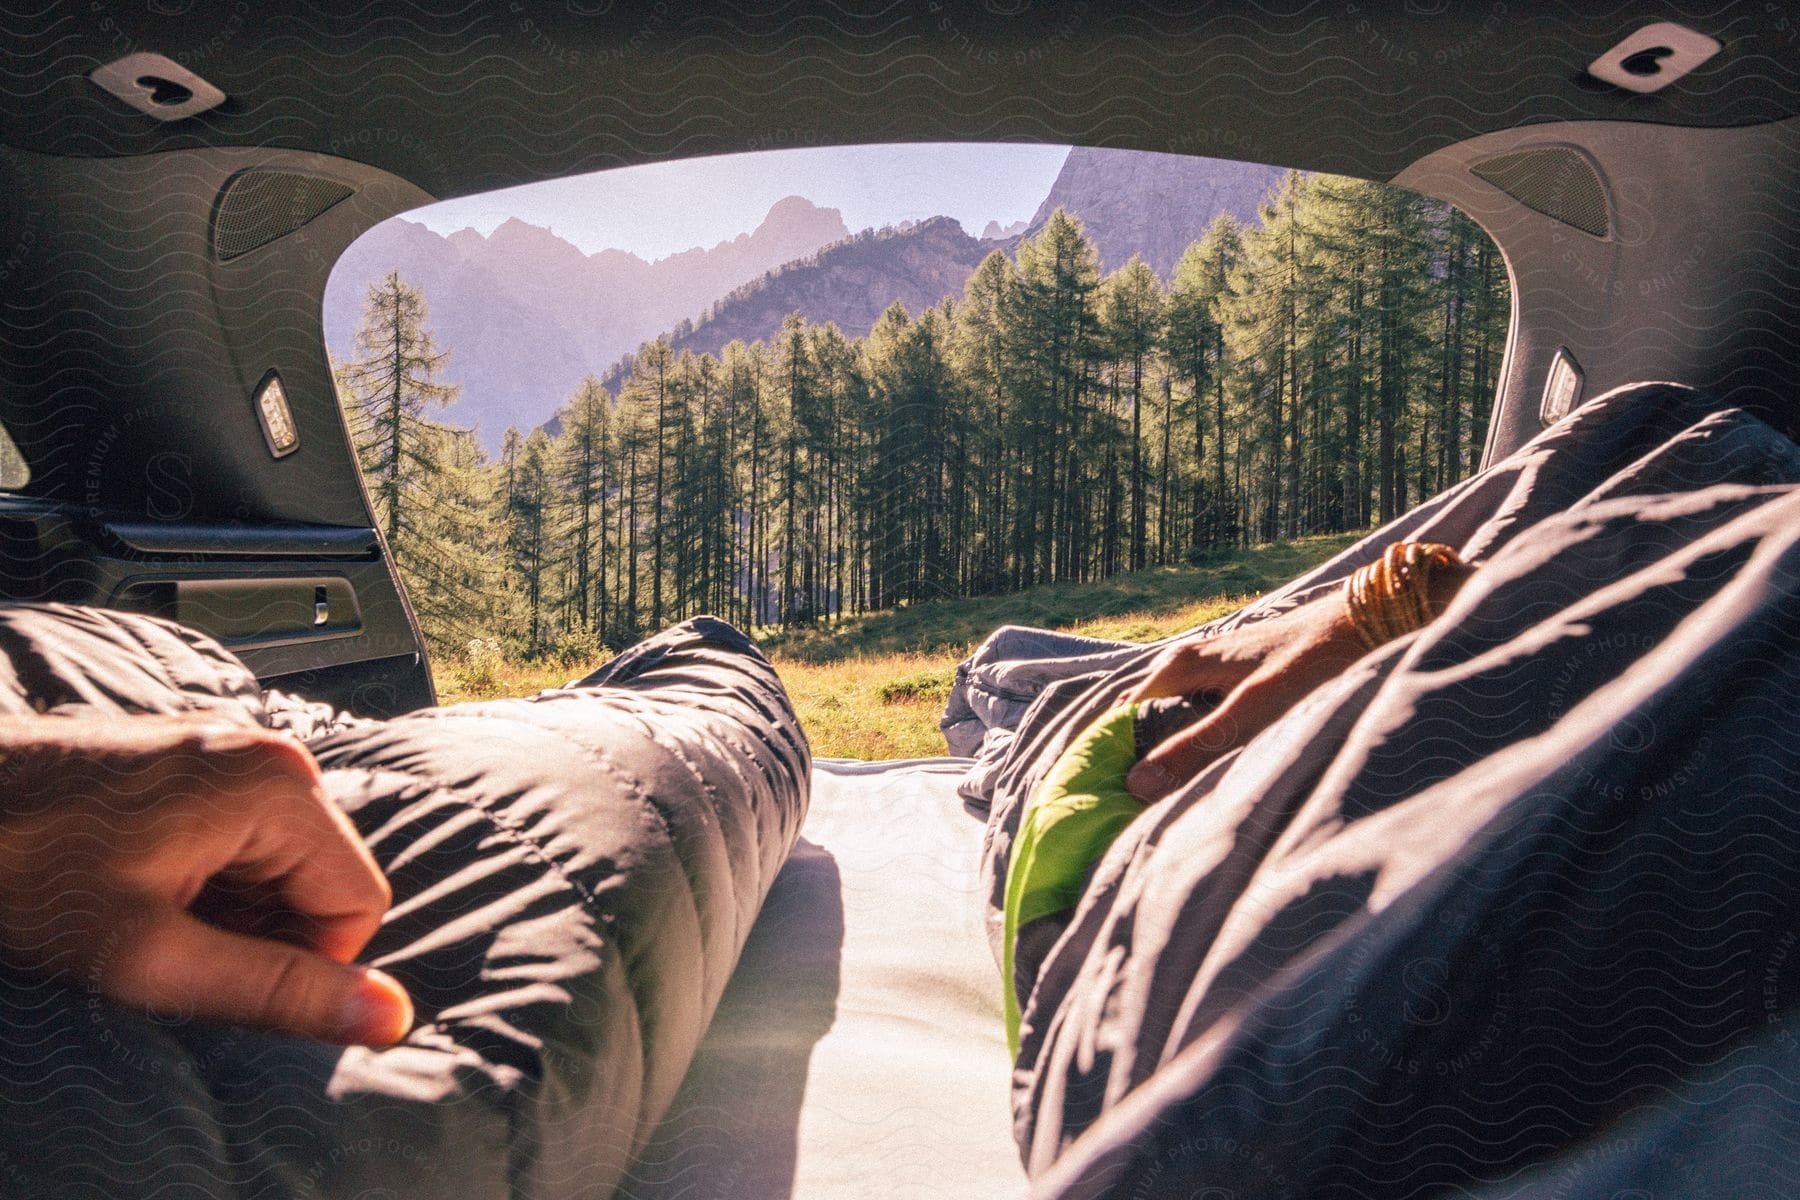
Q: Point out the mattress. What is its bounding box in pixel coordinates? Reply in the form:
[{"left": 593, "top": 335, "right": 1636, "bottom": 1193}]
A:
[{"left": 622, "top": 758, "right": 1028, "bottom": 1200}]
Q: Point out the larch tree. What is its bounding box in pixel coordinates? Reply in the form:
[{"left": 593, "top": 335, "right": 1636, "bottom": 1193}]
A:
[
  {"left": 1100, "top": 255, "right": 1165, "bottom": 571},
  {"left": 556, "top": 377, "right": 612, "bottom": 639},
  {"left": 1167, "top": 215, "right": 1242, "bottom": 553},
  {"left": 340, "top": 272, "right": 456, "bottom": 550},
  {"left": 338, "top": 272, "right": 489, "bottom": 652},
  {"left": 1007, "top": 208, "right": 1102, "bottom": 585}
]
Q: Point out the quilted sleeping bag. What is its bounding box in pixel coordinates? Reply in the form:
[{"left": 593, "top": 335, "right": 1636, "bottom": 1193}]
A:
[
  {"left": 964, "top": 383, "right": 1800, "bottom": 1199},
  {"left": 0, "top": 611, "right": 811, "bottom": 1200}
]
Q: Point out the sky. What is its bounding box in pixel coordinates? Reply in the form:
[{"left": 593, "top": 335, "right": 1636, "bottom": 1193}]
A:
[{"left": 412, "top": 142, "right": 1072, "bottom": 260}]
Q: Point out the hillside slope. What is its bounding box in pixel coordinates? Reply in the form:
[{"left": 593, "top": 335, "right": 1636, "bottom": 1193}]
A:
[
  {"left": 616, "top": 216, "right": 996, "bottom": 382},
  {"left": 435, "top": 533, "right": 1361, "bottom": 759}
]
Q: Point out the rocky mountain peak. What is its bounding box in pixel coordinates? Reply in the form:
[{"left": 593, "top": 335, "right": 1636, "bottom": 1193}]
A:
[
  {"left": 1025, "top": 147, "right": 1285, "bottom": 276},
  {"left": 761, "top": 194, "right": 842, "bottom": 231}
]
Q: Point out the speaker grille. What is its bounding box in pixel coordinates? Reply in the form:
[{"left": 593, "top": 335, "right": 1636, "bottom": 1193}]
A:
[
  {"left": 213, "top": 170, "right": 355, "bottom": 261},
  {"left": 1470, "top": 148, "right": 1609, "bottom": 238}
]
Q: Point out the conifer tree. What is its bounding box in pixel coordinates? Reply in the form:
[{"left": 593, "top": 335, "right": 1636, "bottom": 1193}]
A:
[
  {"left": 953, "top": 251, "right": 1019, "bottom": 593},
  {"left": 556, "top": 377, "right": 612, "bottom": 639},
  {"left": 340, "top": 272, "right": 456, "bottom": 549},
  {"left": 338, "top": 272, "right": 492, "bottom": 653},
  {"left": 505, "top": 430, "right": 554, "bottom": 653},
  {"left": 1167, "top": 215, "right": 1241, "bottom": 552},
  {"left": 1008, "top": 208, "right": 1102, "bottom": 584},
  {"left": 1100, "top": 255, "right": 1165, "bottom": 571},
  {"left": 636, "top": 338, "right": 675, "bottom": 628}
]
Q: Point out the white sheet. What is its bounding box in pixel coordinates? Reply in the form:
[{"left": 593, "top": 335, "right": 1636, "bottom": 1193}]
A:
[{"left": 622, "top": 759, "right": 1028, "bottom": 1200}]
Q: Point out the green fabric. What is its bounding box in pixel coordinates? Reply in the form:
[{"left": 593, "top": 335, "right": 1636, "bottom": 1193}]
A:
[{"left": 1002, "top": 702, "right": 1147, "bottom": 1054}]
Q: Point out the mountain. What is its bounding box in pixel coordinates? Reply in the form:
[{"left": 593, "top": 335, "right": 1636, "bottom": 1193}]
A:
[
  {"left": 616, "top": 150, "right": 1288, "bottom": 379},
  {"left": 609, "top": 216, "right": 995, "bottom": 386},
  {"left": 328, "top": 150, "right": 1293, "bottom": 444},
  {"left": 1022, "top": 147, "right": 1287, "bottom": 276},
  {"left": 324, "top": 196, "right": 849, "bottom": 446}
]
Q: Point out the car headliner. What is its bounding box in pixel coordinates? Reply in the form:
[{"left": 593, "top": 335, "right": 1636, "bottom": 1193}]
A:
[{"left": 3, "top": 0, "right": 1798, "bottom": 198}]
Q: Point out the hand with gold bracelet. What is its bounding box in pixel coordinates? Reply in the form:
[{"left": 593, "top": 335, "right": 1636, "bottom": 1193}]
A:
[{"left": 1125, "top": 543, "right": 1477, "bottom": 801}]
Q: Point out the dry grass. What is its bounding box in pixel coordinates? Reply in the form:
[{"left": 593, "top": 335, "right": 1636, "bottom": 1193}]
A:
[
  {"left": 431, "top": 532, "right": 1361, "bottom": 759},
  {"left": 779, "top": 652, "right": 961, "bottom": 761},
  {"left": 433, "top": 652, "right": 580, "bottom": 708}
]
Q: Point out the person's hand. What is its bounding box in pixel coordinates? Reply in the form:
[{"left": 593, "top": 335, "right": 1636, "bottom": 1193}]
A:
[
  {"left": 1125, "top": 594, "right": 1369, "bottom": 802},
  {"left": 0, "top": 714, "right": 412, "bottom": 1046},
  {"left": 1127, "top": 558, "right": 1476, "bottom": 802}
]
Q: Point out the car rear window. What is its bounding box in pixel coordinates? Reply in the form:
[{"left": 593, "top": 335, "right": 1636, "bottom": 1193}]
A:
[{"left": 326, "top": 144, "right": 1511, "bottom": 690}]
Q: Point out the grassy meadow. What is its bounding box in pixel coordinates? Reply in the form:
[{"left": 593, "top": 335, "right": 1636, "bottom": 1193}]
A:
[{"left": 433, "top": 532, "right": 1360, "bottom": 759}]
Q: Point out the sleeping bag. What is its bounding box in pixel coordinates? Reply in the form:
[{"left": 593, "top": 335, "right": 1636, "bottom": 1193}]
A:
[
  {"left": 962, "top": 382, "right": 1800, "bottom": 1198},
  {"left": 0, "top": 611, "right": 811, "bottom": 1200}
]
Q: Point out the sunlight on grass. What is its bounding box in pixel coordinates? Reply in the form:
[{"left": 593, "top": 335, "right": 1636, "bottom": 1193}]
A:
[
  {"left": 432, "top": 532, "right": 1361, "bottom": 758},
  {"left": 783, "top": 653, "right": 959, "bottom": 761}
]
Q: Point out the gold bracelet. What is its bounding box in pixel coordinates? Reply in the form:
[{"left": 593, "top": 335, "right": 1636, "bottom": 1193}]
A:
[{"left": 1343, "top": 541, "right": 1463, "bottom": 649}]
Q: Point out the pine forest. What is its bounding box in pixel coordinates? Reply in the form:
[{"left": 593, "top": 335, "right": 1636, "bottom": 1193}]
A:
[{"left": 334, "top": 170, "right": 1510, "bottom": 659}]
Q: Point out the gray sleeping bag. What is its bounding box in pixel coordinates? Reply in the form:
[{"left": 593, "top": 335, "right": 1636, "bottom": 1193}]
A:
[
  {"left": 0, "top": 613, "right": 810, "bottom": 1200},
  {"left": 961, "top": 383, "right": 1800, "bottom": 1198}
]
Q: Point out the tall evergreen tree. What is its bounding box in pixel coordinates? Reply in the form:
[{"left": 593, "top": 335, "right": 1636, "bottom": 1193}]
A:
[
  {"left": 952, "top": 251, "right": 1019, "bottom": 593},
  {"left": 338, "top": 272, "right": 494, "bottom": 652},
  {"left": 340, "top": 272, "right": 457, "bottom": 549},
  {"left": 504, "top": 430, "right": 555, "bottom": 653},
  {"left": 1100, "top": 255, "right": 1165, "bottom": 571},
  {"left": 1167, "top": 215, "right": 1242, "bottom": 553},
  {"left": 1008, "top": 208, "right": 1102, "bottom": 585},
  {"left": 556, "top": 377, "right": 612, "bottom": 638}
]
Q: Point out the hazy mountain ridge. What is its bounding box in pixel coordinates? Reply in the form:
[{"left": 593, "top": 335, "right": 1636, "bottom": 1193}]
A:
[
  {"left": 604, "top": 216, "right": 994, "bottom": 390},
  {"left": 325, "top": 196, "right": 849, "bottom": 445}
]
